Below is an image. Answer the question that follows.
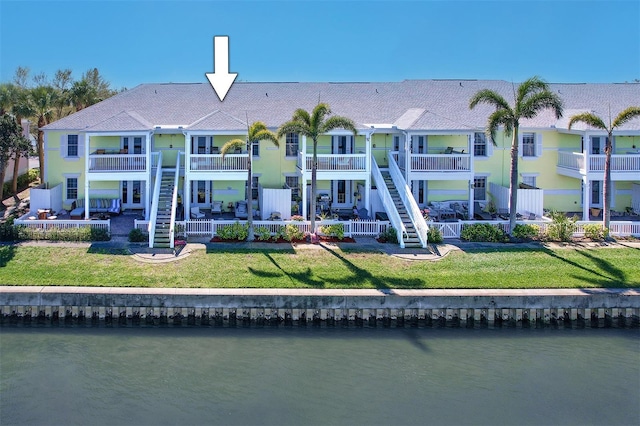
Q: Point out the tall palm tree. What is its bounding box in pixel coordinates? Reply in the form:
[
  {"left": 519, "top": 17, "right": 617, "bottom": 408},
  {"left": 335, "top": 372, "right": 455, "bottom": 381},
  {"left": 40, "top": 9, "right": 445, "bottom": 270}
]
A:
[
  {"left": 277, "top": 103, "right": 357, "bottom": 234},
  {"left": 10, "top": 88, "right": 35, "bottom": 194},
  {"left": 469, "top": 77, "right": 563, "bottom": 235},
  {"left": 30, "top": 85, "right": 57, "bottom": 182},
  {"left": 220, "top": 121, "right": 279, "bottom": 241},
  {"left": 568, "top": 106, "right": 640, "bottom": 230}
]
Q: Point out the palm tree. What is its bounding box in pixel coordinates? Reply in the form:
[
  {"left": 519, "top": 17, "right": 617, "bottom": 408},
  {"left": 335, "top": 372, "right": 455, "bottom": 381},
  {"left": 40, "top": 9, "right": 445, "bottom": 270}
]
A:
[
  {"left": 220, "top": 121, "right": 279, "bottom": 241},
  {"left": 568, "top": 106, "right": 640, "bottom": 230},
  {"left": 469, "top": 77, "right": 563, "bottom": 235},
  {"left": 30, "top": 85, "right": 57, "bottom": 182},
  {"left": 277, "top": 103, "right": 357, "bottom": 234}
]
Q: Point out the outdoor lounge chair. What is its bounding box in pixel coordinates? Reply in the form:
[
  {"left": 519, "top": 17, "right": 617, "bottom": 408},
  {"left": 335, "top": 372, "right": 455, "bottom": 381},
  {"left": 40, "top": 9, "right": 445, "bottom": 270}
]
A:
[
  {"left": 357, "top": 208, "right": 370, "bottom": 220},
  {"left": 211, "top": 200, "right": 223, "bottom": 216},
  {"left": 235, "top": 201, "right": 248, "bottom": 219},
  {"left": 107, "top": 199, "right": 121, "bottom": 215},
  {"left": 473, "top": 202, "right": 493, "bottom": 220},
  {"left": 190, "top": 207, "right": 205, "bottom": 219}
]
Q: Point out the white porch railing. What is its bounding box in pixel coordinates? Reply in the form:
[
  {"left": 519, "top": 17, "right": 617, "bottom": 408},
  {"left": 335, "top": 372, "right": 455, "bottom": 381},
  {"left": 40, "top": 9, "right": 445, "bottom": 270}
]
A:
[
  {"left": 189, "top": 154, "right": 248, "bottom": 171},
  {"left": 389, "top": 153, "right": 429, "bottom": 248},
  {"left": 135, "top": 219, "right": 390, "bottom": 238},
  {"left": 429, "top": 220, "right": 640, "bottom": 239},
  {"left": 558, "top": 151, "right": 640, "bottom": 173},
  {"left": 410, "top": 154, "right": 471, "bottom": 172},
  {"left": 589, "top": 154, "right": 640, "bottom": 172},
  {"left": 148, "top": 151, "right": 163, "bottom": 248},
  {"left": 297, "top": 153, "right": 367, "bottom": 172},
  {"left": 88, "top": 154, "right": 147, "bottom": 172},
  {"left": 168, "top": 151, "right": 182, "bottom": 249},
  {"left": 14, "top": 217, "right": 110, "bottom": 232},
  {"left": 557, "top": 151, "right": 585, "bottom": 170}
]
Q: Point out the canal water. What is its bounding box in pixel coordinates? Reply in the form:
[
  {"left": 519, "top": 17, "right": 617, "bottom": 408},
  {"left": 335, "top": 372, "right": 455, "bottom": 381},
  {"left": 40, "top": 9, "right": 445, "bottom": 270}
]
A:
[{"left": 1, "top": 327, "right": 638, "bottom": 425}]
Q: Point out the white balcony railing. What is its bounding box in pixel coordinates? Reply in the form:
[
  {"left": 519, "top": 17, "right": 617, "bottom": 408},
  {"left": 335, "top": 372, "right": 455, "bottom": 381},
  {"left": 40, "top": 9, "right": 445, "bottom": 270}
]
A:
[
  {"left": 190, "top": 154, "right": 248, "bottom": 172},
  {"left": 88, "top": 154, "right": 147, "bottom": 172},
  {"left": 297, "top": 153, "right": 366, "bottom": 172},
  {"left": 410, "top": 154, "right": 470, "bottom": 172},
  {"left": 558, "top": 151, "right": 640, "bottom": 173}
]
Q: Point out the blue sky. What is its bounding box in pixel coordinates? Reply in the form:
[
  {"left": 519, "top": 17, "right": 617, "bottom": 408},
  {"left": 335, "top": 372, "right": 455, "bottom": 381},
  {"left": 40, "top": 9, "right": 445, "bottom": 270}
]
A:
[{"left": 1, "top": 0, "right": 639, "bottom": 89}]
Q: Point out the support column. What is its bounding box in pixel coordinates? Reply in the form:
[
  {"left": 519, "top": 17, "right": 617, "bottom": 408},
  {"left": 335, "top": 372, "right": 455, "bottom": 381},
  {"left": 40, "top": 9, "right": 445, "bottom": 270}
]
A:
[
  {"left": 184, "top": 179, "right": 191, "bottom": 220},
  {"left": 84, "top": 133, "right": 90, "bottom": 219},
  {"left": 468, "top": 178, "right": 474, "bottom": 219},
  {"left": 365, "top": 132, "right": 372, "bottom": 213},
  {"left": 301, "top": 135, "right": 308, "bottom": 220},
  {"left": 145, "top": 132, "right": 152, "bottom": 221},
  {"left": 582, "top": 177, "right": 589, "bottom": 221},
  {"left": 301, "top": 176, "right": 308, "bottom": 220}
]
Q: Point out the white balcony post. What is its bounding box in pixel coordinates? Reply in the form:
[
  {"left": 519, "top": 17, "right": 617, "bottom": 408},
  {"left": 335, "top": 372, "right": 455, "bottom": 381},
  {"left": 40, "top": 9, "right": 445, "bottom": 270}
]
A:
[
  {"left": 84, "top": 133, "right": 90, "bottom": 219},
  {"left": 301, "top": 176, "right": 307, "bottom": 219},
  {"left": 184, "top": 178, "right": 191, "bottom": 219},
  {"left": 184, "top": 131, "right": 191, "bottom": 172},
  {"left": 468, "top": 178, "right": 474, "bottom": 219},
  {"left": 146, "top": 131, "right": 152, "bottom": 169},
  {"left": 365, "top": 131, "right": 372, "bottom": 213},
  {"left": 582, "top": 177, "right": 589, "bottom": 221}
]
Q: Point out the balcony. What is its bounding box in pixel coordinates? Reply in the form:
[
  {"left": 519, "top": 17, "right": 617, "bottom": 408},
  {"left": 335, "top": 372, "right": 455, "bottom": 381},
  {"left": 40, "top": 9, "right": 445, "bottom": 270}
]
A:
[
  {"left": 557, "top": 151, "right": 640, "bottom": 179},
  {"left": 410, "top": 153, "right": 471, "bottom": 172},
  {"left": 189, "top": 154, "right": 248, "bottom": 172},
  {"left": 88, "top": 152, "right": 147, "bottom": 172},
  {"left": 297, "top": 153, "right": 367, "bottom": 172}
]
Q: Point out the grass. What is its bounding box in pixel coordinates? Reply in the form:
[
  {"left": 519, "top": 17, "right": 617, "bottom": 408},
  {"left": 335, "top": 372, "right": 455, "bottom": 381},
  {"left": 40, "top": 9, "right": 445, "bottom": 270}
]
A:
[{"left": 0, "top": 244, "right": 639, "bottom": 289}]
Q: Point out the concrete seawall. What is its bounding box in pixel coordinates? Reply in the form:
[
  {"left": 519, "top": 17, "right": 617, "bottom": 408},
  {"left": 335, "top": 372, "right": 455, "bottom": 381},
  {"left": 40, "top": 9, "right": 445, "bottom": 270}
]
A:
[{"left": 2, "top": 287, "right": 639, "bottom": 328}]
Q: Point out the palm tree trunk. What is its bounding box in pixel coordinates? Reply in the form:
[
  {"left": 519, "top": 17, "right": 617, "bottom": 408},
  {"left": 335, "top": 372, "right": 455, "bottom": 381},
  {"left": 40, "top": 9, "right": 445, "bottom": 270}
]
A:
[
  {"left": 37, "top": 116, "right": 46, "bottom": 183},
  {"left": 246, "top": 143, "right": 254, "bottom": 242},
  {"left": 508, "top": 128, "right": 519, "bottom": 235},
  {"left": 310, "top": 140, "right": 318, "bottom": 235},
  {"left": 11, "top": 115, "right": 23, "bottom": 196},
  {"left": 0, "top": 162, "right": 7, "bottom": 203},
  {"left": 603, "top": 133, "right": 612, "bottom": 231}
]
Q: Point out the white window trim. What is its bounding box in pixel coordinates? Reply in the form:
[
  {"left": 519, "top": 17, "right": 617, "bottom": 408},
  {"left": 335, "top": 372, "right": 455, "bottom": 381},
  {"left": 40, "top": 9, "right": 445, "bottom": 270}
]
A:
[
  {"left": 285, "top": 133, "right": 299, "bottom": 157},
  {"left": 519, "top": 132, "right": 542, "bottom": 159},
  {"left": 473, "top": 132, "right": 493, "bottom": 159},
  {"left": 63, "top": 173, "right": 81, "bottom": 203}
]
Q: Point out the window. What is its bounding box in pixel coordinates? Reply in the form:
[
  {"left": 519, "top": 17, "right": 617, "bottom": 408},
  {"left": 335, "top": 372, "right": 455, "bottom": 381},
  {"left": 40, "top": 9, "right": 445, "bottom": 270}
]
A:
[
  {"left": 252, "top": 140, "right": 259, "bottom": 157},
  {"left": 197, "top": 137, "right": 207, "bottom": 154},
  {"left": 285, "top": 133, "right": 299, "bottom": 156},
  {"left": 250, "top": 176, "right": 259, "bottom": 200},
  {"left": 522, "top": 175, "right": 537, "bottom": 188},
  {"left": 522, "top": 133, "right": 535, "bottom": 157},
  {"left": 67, "top": 135, "right": 79, "bottom": 157},
  {"left": 474, "top": 177, "right": 487, "bottom": 201},
  {"left": 66, "top": 177, "right": 78, "bottom": 200},
  {"left": 123, "top": 136, "right": 143, "bottom": 154},
  {"left": 474, "top": 132, "right": 487, "bottom": 156},
  {"left": 285, "top": 176, "right": 299, "bottom": 198}
]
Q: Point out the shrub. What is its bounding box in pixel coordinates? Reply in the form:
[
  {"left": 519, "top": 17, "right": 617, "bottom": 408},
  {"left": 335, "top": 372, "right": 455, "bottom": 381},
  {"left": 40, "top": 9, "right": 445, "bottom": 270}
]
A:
[
  {"left": 290, "top": 215, "right": 304, "bottom": 221},
  {"left": 427, "top": 226, "right": 443, "bottom": 244},
  {"left": 512, "top": 224, "right": 540, "bottom": 241},
  {"left": 378, "top": 226, "right": 398, "bottom": 244},
  {"left": 217, "top": 221, "right": 249, "bottom": 241},
  {"left": 254, "top": 226, "right": 272, "bottom": 241},
  {"left": 13, "top": 225, "right": 109, "bottom": 242},
  {"left": 545, "top": 211, "right": 577, "bottom": 242},
  {"left": 128, "top": 228, "right": 148, "bottom": 243},
  {"left": 281, "top": 223, "right": 304, "bottom": 242},
  {"left": 584, "top": 224, "right": 609, "bottom": 241},
  {"left": 0, "top": 218, "right": 19, "bottom": 241},
  {"left": 319, "top": 223, "right": 344, "bottom": 240},
  {"left": 460, "top": 223, "right": 506, "bottom": 242},
  {"left": 2, "top": 169, "right": 39, "bottom": 197},
  {"left": 90, "top": 227, "right": 111, "bottom": 241}
]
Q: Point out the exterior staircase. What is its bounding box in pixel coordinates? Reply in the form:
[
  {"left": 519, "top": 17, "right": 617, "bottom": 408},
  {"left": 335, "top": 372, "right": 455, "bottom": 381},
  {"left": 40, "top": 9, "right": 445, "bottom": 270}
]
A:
[
  {"left": 381, "top": 171, "right": 423, "bottom": 248},
  {"left": 152, "top": 171, "right": 175, "bottom": 248}
]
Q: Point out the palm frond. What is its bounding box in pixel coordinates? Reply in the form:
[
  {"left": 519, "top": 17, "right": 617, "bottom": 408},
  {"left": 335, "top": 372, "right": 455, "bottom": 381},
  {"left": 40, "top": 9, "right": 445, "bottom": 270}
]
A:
[
  {"left": 516, "top": 76, "right": 548, "bottom": 105},
  {"left": 220, "top": 138, "right": 245, "bottom": 157},
  {"left": 487, "top": 109, "right": 513, "bottom": 140},
  {"left": 321, "top": 116, "right": 358, "bottom": 135},
  {"left": 291, "top": 108, "right": 311, "bottom": 126},
  {"left": 612, "top": 106, "right": 640, "bottom": 129},
  {"left": 253, "top": 129, "right": 280, "bottom": 147},
  {"left": 277, "top": 121, "right": 307, "bottom": 139},
  {"left": 519, "top": 91, "right": 564, "bottom": 119},
  {"left": 567, "top": 113, "right": 606, "bottom": 131},
  {"left": 469, "top": 89, "right": 510, "bottom": 111},
  {"left": 310, "top": 103, "right": 331, "bottom": 130}
]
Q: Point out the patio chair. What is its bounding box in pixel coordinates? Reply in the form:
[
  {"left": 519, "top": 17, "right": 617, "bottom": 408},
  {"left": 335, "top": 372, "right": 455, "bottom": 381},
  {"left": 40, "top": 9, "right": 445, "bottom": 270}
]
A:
[
  {"left": 190, "top": 207, "right": 205, "bottom": 219},
  {"left": 211, "top": 200, "right": 223, "bottom": 216},
  {"left": 107, "top": 199, "right": 121, "bottom": 215},
  {"left": 235, "top": 201, "right": 248, "bottom": 219},
  {"left": 357, "top": 208, "right": 370, "bottom": 220},
  {"left": 473, "top": 202, "right": 492, "bottom": 220}
]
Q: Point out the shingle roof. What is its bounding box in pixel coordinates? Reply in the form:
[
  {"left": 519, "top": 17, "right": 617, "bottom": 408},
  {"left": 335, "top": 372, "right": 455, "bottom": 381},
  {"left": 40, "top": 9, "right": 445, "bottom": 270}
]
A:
[{"left": 43, "top": 80, "right": 640, "bottom": 133}]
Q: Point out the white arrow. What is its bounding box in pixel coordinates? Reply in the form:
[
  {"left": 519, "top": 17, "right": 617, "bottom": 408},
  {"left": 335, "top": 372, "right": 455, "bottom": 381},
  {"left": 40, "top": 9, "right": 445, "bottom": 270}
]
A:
[{"left": 205, "top": 36, "right": 238, "bottom": 102}]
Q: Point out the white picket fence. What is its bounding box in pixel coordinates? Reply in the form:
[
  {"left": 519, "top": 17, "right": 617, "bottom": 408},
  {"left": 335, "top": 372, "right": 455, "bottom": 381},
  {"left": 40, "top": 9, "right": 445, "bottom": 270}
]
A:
[
  {"left": 14, "top": 216, "right": 111, "bottom": 232},
  {"left": 135, "top": 219, "right": 391, "bottom": 238},
  {"left": 430, "top": 220, "right": 640, "bottom": 239}
]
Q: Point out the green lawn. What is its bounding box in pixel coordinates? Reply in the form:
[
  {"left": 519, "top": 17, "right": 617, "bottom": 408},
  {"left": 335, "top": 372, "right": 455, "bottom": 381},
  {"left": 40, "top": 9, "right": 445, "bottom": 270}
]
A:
[{"left": 0, "top": 245, "right": 638, "bottom": 289}]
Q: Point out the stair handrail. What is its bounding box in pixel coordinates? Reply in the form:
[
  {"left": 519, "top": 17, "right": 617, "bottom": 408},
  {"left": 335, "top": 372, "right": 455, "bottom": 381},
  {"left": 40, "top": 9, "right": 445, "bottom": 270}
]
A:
[
  {"left": 388, "top": 152, "right": 429, "bottom": 248},
  {"left": 168, "top": 151, "right": 182, "bottom": 249},
  {"left": 148, "top": 150, "right": 163, "bottom": 248},
  {"left": 371, "top": 154, "right": 407, "bottom": 248}
]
